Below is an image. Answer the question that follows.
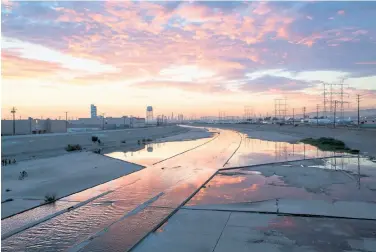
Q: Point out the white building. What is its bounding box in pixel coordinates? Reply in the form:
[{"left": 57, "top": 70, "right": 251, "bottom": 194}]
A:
[
  {"left": 70, "top": 116, "right": 146, "bottom": 129},
  {"left": 90, "top": 104, "right": 97, "bottom": 118}
]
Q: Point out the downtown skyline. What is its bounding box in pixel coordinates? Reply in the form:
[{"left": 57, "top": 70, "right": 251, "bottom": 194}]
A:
[{"left": 1, "top": 1, "right": 376, "bottom": 119}]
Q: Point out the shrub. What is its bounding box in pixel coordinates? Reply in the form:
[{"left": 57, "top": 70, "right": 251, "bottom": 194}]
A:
[
  {"left": 146, "top": 138, "right": 152, "bottom": 142},
  {"left": 300, "top": 137, "right": 359, "bottom": 154},
  {"left": 92, "top": 136, "right": 98, "bottom": 142},
  {"left": 121, "top": 140, "right": 126, "bottom": 144},
  {"left": 65, "top": 144, "right": 82, "bottom": 152},
  {"left": 93, "top": 149, "right": 101, "bottom": 154},
  {"left": 44, "top": 193, "right": 56, "bottom": 203}
]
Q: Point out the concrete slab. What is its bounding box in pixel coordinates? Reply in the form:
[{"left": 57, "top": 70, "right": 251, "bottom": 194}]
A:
[
  {"left": 134, "top": 210, "right": 376, "bottom": 252},
  {"left": 134, "top": 231, "right": 219, "bottom": 252},
  {"left": 279, "top": 199, "right": 376, "bottom": 220},
  {"left": 184, "top": 200, "right": 277, "bottom": 213},
  {"left": 158, "top": 208, "right": 230, "bottom": 236}
]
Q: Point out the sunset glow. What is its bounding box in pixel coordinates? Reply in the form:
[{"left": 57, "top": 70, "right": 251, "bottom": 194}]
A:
[{"left": 1, "top": 1, "right": 376, "bottom": 119}]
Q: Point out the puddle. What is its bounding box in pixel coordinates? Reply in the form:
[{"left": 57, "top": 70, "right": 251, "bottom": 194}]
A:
[
  {"left": 225, "top": 134, "right": 338, "bottom": 167},
  {"left": 188, "top": 156, "right": 376, "bottom": 206},
  {"left": 105, "top": 138, "right": 212, "bottom": 166}
]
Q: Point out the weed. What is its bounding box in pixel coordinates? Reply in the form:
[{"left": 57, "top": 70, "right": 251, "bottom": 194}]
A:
[
  {"left": 300, "top": 137, "right": 359, "bottom": 154},
  {"left": 65, "top": 144, "right": 82, "bottom": 152},
  {"left": 44, "top": 193, "right": 56, "bottom": 203}
]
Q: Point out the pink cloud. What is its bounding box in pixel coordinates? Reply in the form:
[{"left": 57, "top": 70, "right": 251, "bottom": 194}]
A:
[
  {"left": 306, "top": 16, "right": 313, "bottom": 20},
  {"left": 1, "top": 51, "right": 69, "bottom": 80},
  {"left": 353, "top": 30, "right": 368, "bottom": 35},
  {"left": 337, "top": 10, "right": 345, "bottom": 15},
  {"left": 253, "top": 2, "right": 271, "bottom": 15},
  {"left": 355, "top": 62, "right": 376, "bottom": 65}
]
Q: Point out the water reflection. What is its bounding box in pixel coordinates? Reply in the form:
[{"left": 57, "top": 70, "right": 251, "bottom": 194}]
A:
[
  {"left": 106, "top": 138, "right": 211, "bottom": 166},
  {"left": 226, "top": 134, "right": 340, "bottom": 167},
  {"left": 1, "top": 128, "right": 239, "bottom": 251},
  {"left": 188, "top": 156, "right": 376, "bottom": 206}
]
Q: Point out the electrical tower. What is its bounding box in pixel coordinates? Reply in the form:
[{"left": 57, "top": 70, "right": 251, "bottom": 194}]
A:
[
  {"left": 322, "top": 78, "right": 350, "bottom": 120},
  {"left": 274, "top": 98, "right": 287, "bottom": 121},
  {"left": 244, "top": 106, "right": 253, "bottom": 121}
]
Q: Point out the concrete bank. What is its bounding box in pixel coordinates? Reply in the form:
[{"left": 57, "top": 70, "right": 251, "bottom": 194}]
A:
[{"left": 1, "top": 126, "right": 187, "bottom": 161}]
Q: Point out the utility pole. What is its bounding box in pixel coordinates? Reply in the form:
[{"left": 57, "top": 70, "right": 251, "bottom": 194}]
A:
[
  {"left": 357, "top": 94, "right": 360, "bottom": 127},
  {"left": 292, "top": 108, "right": 295, "bottom": 125},
  {"left": 11, "top": 107, "right": 17, "bottom": 135},
  {"left": 65, "top": 111, "right": 68, "bottom": 132},
  {"left": 303, "top": 106, "right": 306, "bottom": 120},
  {"left": 333, "top": 100, "right": 337, "bottom": 128},
  {"left": 101, "top": 113, "right": 105, "bottom": 130},
  {"left": 316, "top": 104, "right": 319, "bottom": 127}
]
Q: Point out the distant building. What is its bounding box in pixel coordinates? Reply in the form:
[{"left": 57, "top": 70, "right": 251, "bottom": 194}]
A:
[
  {"left": 1, "top": 118, "right": 67, "bottom": 135},
  {"left": 90, "top": 104, "right": 97, "bottom": 118},
  {"left": 70, "top": 116, "right": 146, "bottom": 130}
]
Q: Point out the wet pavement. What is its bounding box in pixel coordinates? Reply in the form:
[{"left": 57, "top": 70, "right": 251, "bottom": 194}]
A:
[
  {"left": 132, "top": 157, "right": 376, "bottom": 252},
  {"left": 225, "top": 133, "right": 337, "bottom": 167},
  {"left": 105, "top": 136, "right": 214, "bottom": 166},
  {"left": 1, "top": 128, "right": 239, "bottom": 251},
  {"left": 132, "top": 209, "right": 376, "bottom": 252},
  {"left": 2, "top": 127, "right": 367, "bottom": 252},
  {"left": 188, "top": 157, "right": 376, "bottom": 208}
]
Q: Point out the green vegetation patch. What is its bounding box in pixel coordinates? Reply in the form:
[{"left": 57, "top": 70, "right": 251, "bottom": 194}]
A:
[
  {"left": 65, "top": 144, "right": 82, "bottom": 152},
  {"left": 300, "top": 137, "right": 360, "bottom": 154},
  {"left": 44, "top": 193, "right": 57, "bottom": 203}
]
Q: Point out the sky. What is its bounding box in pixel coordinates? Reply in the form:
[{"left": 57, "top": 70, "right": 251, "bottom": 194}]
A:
[{"left": 1, "top": 0, "right": 376, "bottom": 119}]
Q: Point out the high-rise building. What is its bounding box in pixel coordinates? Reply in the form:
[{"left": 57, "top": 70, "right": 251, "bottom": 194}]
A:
[{"left": 90, "top": 104, "right": 97, "bottom": 118}]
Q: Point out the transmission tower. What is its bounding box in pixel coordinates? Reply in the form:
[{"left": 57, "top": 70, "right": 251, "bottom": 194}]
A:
[
  {"left": 244, "top": 106, "right": 253, "bottom": 121},
  {"left": 322, "top": 78, "right": 349, "bottom": 120},
  {"left": 274, "top": 98, "right": 287, "bottom": 121}
]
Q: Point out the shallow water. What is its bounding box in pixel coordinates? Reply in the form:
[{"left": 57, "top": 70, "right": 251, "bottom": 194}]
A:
[
  {"left": 1, "top": 128, "right": 353, "bottom": 251},
  {"left": 187, "top": 156, "right": 376, "bottom": 207},
  {"left": 105, "top": 137, "right": 213, "bottom": 166},
  {"left": 1, "top": 128, "right": 237, "bottom": 251},
  {"left": 225, "top": 134, "right": 337, "bottom": 167}
]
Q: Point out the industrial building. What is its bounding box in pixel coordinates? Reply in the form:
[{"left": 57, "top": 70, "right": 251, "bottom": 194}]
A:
[
  {"left": 70, "top": 116, "right": 145, "bottom": 130},
  {"left": 1, "top": 118, "right": 67, "bottom": 136},
  {"left": 1, "top": 104, "right": 147, "bottom": 136}
]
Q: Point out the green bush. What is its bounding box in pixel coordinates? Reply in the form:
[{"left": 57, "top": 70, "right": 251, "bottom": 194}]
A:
[
  {"left": 65, "top": 144, "right": 82, "bottom": 152},
  {"left": 44, "top": 193, "right": 56, "bottom": 203},
  {"left": 300, "top": 137, "right": 359, "bottom": 154}
]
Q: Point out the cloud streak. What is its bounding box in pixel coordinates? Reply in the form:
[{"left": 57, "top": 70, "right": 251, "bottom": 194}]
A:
[{"left": 1, "top": 1, "right": 376, "bottom": 117}]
